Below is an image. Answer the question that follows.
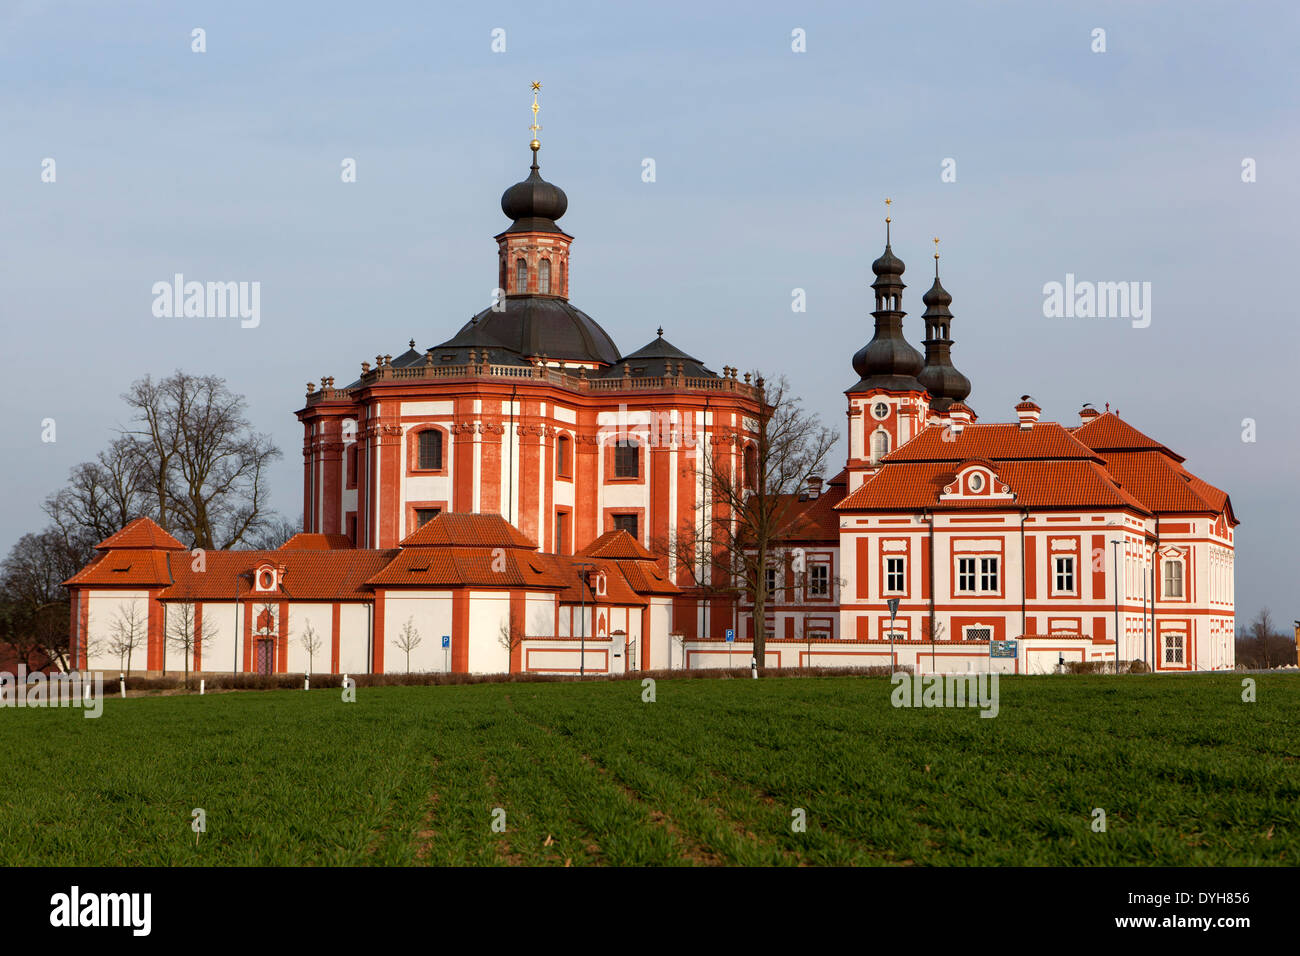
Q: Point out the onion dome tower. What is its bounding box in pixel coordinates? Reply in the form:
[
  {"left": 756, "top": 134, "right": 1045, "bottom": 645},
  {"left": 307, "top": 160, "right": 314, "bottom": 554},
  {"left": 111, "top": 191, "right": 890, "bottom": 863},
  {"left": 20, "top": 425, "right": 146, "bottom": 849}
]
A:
[
  {"left": 445, "top": 83, "right": 620, "bottom": 367},
  {"left": 916, "top": 241, "right": 972, "bottom": 416},
  {"left": 845, "top": 201, "right": 930, "bottom": 479}
]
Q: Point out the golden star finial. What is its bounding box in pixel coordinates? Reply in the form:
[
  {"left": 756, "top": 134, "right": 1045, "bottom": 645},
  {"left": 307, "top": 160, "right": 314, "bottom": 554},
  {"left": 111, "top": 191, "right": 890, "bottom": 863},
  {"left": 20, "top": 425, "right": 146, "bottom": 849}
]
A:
[
  {"left": 529, "top": 81, "right": 542, "bottom": 150},
  {"left": 884, "top": 197, "right": 892, "bottom": 224},
  {"left": 933, "top": 237, "right": 940, "bottom": 259}
]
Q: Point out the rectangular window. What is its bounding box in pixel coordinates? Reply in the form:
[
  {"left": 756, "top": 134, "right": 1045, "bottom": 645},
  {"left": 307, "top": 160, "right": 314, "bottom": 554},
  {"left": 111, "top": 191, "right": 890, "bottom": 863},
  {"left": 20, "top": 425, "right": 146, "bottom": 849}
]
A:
[
  {"left": 957, "top": 557, "right": 977, "bottom": 593},
  {"left": 346, "top": 445, "right": 358, "bottom": 489},
  {"left": 414, "top": 508, "right": 440, "bottom": 528},
  {"left": 1054, "top": 555, "right": 1075, "bottom": 593},
  {"left": 809, "top": 564, "right": 830, "bottom": 597},
  {"left": 885, "top": 557, "right": 906, "bottom": 594},
  {"left": 980, "top": 557, "right": 999, "bottom": 592},
  {"left": 964, "top": 626, "right": 992, "bottom": 642},
  {"left": 555, "top": 511, "right": 570, "bottom": 555},
  {"left": 418, "top": 430, "right": 443, "bottom": 470},
  {"left": 765, "top": 566, "right": 779, "bottom": 602},
  {"left": 614, "top": 440, "right": 639, "bottom": 479},
  {"left": 611, "top": 513, "right": 638, "bottom": 539},
  {"left": 1163, "top": 633, "right": 1185, "bottom": 665},
  {"left": 1163, "top": 559, "right": 1183, "bottom": 597},
  {"left": 556, "top": 435, "right": 571, "bottom": 477}
]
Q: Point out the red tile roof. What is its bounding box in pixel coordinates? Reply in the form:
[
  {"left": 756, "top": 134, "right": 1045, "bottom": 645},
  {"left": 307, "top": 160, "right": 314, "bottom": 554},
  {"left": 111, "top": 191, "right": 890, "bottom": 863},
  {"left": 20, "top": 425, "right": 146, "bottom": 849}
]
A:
[
  {"left": 278, "top": 533, "right": 353, "bottom": 550},
  {"left": 884, "top": 422, "right": 1102, "bottom": 463},
  {"left": 838, "top": 459, "right": 1150, "bottom": 513},
  {"left": 1099, "top": 451, "right": 1236, "bottom": 522},
  {"left": 577, "top": 530, "right": 656, "bottom": 561},
  {"left": 366, "top": 547, "right": 570, "bottom": 590},
  {"left": 399, "top": 512, "right": 538, "bottom": 549},
  {"left": 93, "top": 517, "right": 186, "bottom": 551},
  {"left": 159, "top": 550, "right": 398, "bottom": 601},
  {"left": 1072, "top": 412, "right": 1185, "bottom": 462},
  {"left": 64, "top": 549, "right": 175, "bottom": 587}
]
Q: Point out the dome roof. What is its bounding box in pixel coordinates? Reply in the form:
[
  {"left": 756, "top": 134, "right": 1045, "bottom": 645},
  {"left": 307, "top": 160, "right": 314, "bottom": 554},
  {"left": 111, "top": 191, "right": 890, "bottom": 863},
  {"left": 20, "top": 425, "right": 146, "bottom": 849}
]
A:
[
  {"left": 602, "top": 328, "right": 717, "bottom": 379},
  {"left": 921, "top": 275, "right": 952, "bottom": 314},
  {"left": 849, "top": 332, "right": 925, "bottom": 392},
  {"left": 500, "top": 152, "right": 568, "bottom": 234},
  {"left": 460, "top": 296, "right": 620, "bottom": 366}
]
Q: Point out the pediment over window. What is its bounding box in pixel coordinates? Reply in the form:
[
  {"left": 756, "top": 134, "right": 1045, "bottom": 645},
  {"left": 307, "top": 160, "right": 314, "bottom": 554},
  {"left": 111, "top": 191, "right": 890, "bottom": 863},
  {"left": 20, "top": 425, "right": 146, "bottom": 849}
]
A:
[{"left": 940, "top": 459, "right": 1015, "bottom": 501}]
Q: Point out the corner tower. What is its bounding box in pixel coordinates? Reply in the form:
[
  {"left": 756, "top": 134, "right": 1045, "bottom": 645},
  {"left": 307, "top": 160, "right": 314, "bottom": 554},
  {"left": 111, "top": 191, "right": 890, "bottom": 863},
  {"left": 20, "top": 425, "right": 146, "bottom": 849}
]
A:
[{"left": 846, "top": 204, "right": 929, "bottom": 488}]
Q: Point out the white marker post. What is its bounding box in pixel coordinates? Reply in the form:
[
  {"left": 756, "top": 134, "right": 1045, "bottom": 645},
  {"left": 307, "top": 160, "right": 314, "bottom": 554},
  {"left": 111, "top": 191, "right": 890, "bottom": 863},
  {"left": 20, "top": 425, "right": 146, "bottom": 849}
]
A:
[
  {"left": 750, "top": 656, "right": 758, "bottom": 679},
  {"left": 119, "top": 673, "right": 126, "bottom": 698},
  {"left": 199, "top": 679, "right": 205, "bottom": 695},
  {"left": 304, "top": 675, "right": 310, "bottom": 691}
]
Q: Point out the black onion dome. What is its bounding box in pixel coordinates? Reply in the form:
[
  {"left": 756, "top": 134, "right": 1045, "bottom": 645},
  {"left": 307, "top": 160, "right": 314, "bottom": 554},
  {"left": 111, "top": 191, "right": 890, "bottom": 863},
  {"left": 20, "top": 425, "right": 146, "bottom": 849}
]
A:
[
  {"left": 460, "top": 296, "right": 619, "bottom": 366},
  {"left": 921, "top": 275, "right": 952, "bottom": 314},
  {"left": 849, "top": 334, "right": 924, "bottom": 389},
  {"left": 917, "top": 262, "right": 971, "bottom": 411},
  {"left": 871, "top": 244, "right": 905, "bottom": 279},
  {"left": 500, "top": 154, "right": 568, "bottom": 233}
]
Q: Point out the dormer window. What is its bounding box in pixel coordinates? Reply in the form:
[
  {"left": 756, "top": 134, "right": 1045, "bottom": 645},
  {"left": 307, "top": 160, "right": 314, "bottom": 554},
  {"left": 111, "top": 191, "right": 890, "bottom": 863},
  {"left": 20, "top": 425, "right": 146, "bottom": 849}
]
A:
[
  {"left": 968, "top": 473, "right": 984, "bottom": 492},
  {"left": 254, "top": 566, "right": 280, "bottom": 592}
]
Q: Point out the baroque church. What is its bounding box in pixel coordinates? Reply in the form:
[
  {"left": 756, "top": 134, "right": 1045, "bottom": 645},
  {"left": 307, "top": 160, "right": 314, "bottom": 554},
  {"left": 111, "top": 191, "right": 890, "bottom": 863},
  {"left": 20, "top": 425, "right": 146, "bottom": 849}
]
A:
[{"left": 63, "top": 96, "right": 1238, "bottom": 676}]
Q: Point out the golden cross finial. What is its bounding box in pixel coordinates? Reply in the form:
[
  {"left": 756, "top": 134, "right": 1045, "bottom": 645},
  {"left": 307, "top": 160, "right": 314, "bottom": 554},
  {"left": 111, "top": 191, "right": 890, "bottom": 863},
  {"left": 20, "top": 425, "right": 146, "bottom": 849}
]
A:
[
  {"left": 884, "top": 197, "right": 892, "bottom": 224},
  {"left": 529, "top": 81, "right": 542, "bottom": 150},
  {"left": 933, "top": 237, "right": 940, "bottom": 259}
]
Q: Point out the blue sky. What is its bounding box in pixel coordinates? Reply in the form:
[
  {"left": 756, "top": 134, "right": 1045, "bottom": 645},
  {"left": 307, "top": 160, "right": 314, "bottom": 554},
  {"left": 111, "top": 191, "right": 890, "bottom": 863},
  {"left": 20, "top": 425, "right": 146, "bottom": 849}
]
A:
[{"left": 2, "top": 0, "right": 1295, "bottom": 624}]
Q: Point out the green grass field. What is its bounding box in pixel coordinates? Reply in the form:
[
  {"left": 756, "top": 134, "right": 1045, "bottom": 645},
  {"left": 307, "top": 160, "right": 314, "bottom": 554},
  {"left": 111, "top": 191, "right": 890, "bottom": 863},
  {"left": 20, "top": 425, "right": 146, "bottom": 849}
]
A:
[{"left": 0, "top": 674, "right": 1296, "bottom": 866}]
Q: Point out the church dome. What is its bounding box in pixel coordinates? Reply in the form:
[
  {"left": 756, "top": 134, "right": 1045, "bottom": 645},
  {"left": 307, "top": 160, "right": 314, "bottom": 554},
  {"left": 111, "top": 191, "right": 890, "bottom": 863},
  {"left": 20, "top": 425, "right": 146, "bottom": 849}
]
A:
[{"left": 459, "top": 296, "right": 620, "bottom": 366}]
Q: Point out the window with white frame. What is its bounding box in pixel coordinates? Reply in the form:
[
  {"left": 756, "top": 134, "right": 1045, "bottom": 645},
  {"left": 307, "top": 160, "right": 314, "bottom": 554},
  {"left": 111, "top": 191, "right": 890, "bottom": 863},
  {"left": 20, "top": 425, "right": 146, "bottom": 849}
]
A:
[
  {"left": 1163, "top": 632, "right": 1185, "bottom": 665},
  {"left": 765, "top": 566, "right": 779, "bottom": 602},
  {"left": 980, "top": 556, "right": 1000, "bottom": 592},
  {"left": 1163, "top": 558, "right": 1184, "bottom": 598},
  {"left": 870, "top": 429, "right": 890, "bottom": 462},
  {"left": 1053, "top": 555, "right": 1075, "bottom": 593},
  {"left": 964, "top": 625, "right": 992, "bottom": 642},
  {"left": 957, "top": 557, "right": 977, "bottom": 593},
  {"left": 809, "top": 564, "right": 830, "bottom": 597},
  {"left": 885, "top": 557, "right": 906, "bottom": 594}
]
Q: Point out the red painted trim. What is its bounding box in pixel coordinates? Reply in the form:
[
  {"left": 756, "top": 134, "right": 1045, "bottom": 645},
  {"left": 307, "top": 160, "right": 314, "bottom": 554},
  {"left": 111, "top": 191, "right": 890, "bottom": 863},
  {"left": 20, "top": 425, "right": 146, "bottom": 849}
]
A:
[
  {"left": 278, "top": 601, "right": 289, "bottom": 674},
  {"left": 331, "top": 603, "right": 341, "bottom": 673},
  {"left": 242, "top": 600, "right": 253, "bottom": 673},
  {"left": 373, "top": 591, "right": 386, "bottom": 673},
  {"left": 193, "top": 603, "right": 204, "bottom": 672},
  {"left": 452, "top": 591, "right": 470, "bottom": 673}
]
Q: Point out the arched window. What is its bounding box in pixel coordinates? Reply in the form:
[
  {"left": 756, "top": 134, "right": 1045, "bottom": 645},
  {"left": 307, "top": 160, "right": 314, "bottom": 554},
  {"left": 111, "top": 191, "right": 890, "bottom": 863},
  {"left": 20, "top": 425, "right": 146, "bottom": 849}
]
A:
[
  {"left": 418, "top": 430, "right": 443, "bottom": 470},
  {"left": 556, "top": 434, "right": 571, "bottom": 477},
  {"left": 538, "top": 258, "right": 551, "bottom": 294},
  {"left": 515, "top": 257, "right": 527, "bottom": 294},
  {"left": 871, "top": 429, "right": 890, "bottom": 462},
  {"left": 559, "top": 260, "right": 566, "bottom": 296},
  {"left": 743, "top": 444, "right": 757, "bottom": 490}
]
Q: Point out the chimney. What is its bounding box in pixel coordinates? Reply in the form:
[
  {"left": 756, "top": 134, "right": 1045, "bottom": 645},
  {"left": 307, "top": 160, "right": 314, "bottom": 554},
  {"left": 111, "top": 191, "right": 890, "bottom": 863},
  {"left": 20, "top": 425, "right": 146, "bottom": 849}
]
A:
[
  {"left": 948, "top": 402, "right": 972, "bottom": 434},
  {"left": 1079, "top": 404, "right": 1101, "bottom": 424},
  {"left": 1015, "top": 396, "right": 1041, "bottom": 430},
  {"left": 805, "top": 475, "right": 823, "bottom": 499}
]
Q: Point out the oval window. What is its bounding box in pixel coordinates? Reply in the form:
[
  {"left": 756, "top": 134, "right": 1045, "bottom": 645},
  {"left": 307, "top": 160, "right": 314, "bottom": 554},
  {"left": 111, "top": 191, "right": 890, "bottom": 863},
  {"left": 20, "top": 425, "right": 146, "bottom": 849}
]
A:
[{"left": 968, "top": 473, "right": 984, "bottom": 492}]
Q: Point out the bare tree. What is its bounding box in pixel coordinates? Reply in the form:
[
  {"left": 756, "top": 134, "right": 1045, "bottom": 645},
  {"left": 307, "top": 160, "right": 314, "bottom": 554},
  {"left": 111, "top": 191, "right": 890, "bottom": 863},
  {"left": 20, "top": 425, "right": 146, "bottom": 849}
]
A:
[
  {"left": 1249, "top": 608, "right": 1275, "bottom": 670},
  {"left": 667, "top": 375, "right": 837, "bottom": 672},
  {"left": 394, "top": 617, "right": 423, "bottom": 674},
  {"left": 122, "top": 371, "right": 282, "bottom": 549},
  {"left": 300, "top": 621, "right": 324, "bottom": 675},
  {"left": 497, "top": 619, "right": 524, "bottom": 673},
  {"left": 0, "top": 528, "right": 95, "bottom": 670},
  {"left": 246, "top": 514, "right": 302, "bottom": 551},
  {"left": 43, "top": 438, "right": 153, "bottom": 544},
  {"left": 164, "top": 602, "right": 215, "bottom": 689},
  {"left": 109, "top": 600, "right": 148, "bottom": 677}
]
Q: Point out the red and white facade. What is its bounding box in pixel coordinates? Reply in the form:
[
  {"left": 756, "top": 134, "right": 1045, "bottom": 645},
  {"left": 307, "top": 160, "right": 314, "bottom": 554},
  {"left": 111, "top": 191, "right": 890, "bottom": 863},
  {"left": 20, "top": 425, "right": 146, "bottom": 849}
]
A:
[{"left": 61, "top": 138, "right": 1237, "bottom": 676}]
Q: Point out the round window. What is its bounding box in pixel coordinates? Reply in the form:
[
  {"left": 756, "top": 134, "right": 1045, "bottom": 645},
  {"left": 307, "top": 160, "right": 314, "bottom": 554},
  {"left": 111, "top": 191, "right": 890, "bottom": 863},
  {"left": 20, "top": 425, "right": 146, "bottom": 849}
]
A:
[
  {"left": 872, "top": 402, "right": 889, "bottom": 420},
  {"left": 968, "top": 473, "right": 984, "bottom": 492}
]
